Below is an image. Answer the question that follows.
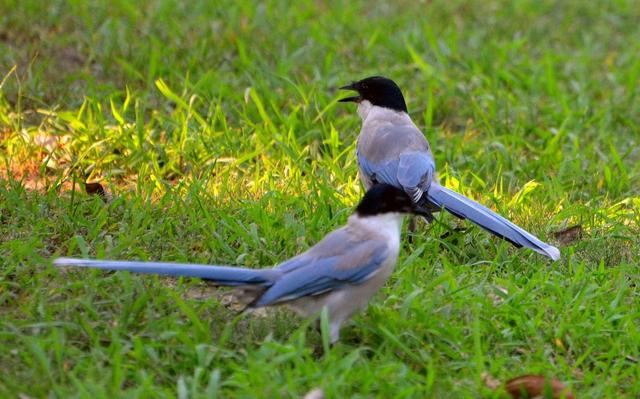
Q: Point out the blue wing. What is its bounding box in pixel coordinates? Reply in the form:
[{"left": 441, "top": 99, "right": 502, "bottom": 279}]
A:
[
  {"left": 397, "top": 152, "right": 435, "bottom": 202},
  {"left": 358, "top": 150, "right": 434, "bottom": 203},
  {"left": 253, "top": 242, "right": 389, "bottom": 307},
  {"left": 357, "top": 149, "right": 400, "bottom": 188}
]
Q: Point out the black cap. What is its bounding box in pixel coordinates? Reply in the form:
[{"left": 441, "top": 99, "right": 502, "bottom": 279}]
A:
[
  {"left": 356, "top": 184, "right": 430, "bottom": 217},
  {"left": 339, "top": 76, "right": 408, "bottom": 113}
]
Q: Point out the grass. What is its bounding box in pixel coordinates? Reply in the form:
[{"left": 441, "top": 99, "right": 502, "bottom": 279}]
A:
[{"left": 1, "top": 0, "right": 639, "bottom": 397}]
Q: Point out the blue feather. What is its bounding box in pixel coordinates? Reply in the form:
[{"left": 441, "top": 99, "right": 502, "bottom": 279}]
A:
[
  {"left": 54, "top": 240, "right": 391, "bottom": 307},
  {"left": 357, "top": 136, "right": 559, "bottom": 260},
  {"left": 427, "top": 184, "right": 560, "bottom": 260},
  {"left": 254, "top": 244, "right": 388, "bottom": 306},
  {"left": 53, "top": 258, "right": 278, "bottom": 285}
]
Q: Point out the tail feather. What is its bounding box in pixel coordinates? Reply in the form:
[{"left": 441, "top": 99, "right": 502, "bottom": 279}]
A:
[
  {"left": 426, "top": 184, "right": 560, "bottom": 261},
  {"left": 53, "top": 257, "right": 278, "bottom": 286}
]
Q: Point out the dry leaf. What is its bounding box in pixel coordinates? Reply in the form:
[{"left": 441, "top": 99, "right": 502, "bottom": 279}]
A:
[
  {"left": 553, "top": 225, "right": 582, "bottom": 245},
  {"left": 487, "top": 285, "right": 509, "bottom": 306},
  {"left": 85, "top": 182, "right": 108, "bottom": 202},
  {"left": 505, "top": 375, "right": 575, "bottom": 399},
  {"left": 482, "top": 372, "right": 501, "bottom": 390},
  {"left": 302, "top": 388, "right": 324, "bottom": 399}
]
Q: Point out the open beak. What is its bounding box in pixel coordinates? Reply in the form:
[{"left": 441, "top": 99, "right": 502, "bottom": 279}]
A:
[{"left": 338, "top": 82, "right": 361, "bottom": 103}]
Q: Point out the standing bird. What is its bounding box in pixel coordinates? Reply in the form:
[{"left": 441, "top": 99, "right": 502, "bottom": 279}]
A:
[
  {"left": 339, "top": 76, "right": 560, "bottom": 260},
  {"left": 54, "top": 184, "right": 430, "bottom": 344}
]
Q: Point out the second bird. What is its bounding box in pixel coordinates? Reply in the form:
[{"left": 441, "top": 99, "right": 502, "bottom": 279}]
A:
[
  {"left": 339, "top": 76, "right": 560, "bottom": 260},
  {"left": 54, "top": 184, "right": 429, "bottom": 344}
]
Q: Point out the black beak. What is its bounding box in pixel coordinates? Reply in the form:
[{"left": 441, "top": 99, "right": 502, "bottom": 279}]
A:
[
  {"left": 339, "top": 83, "right": 357, "bottom": 91},
  {"left": 338, "top": 82, "right": 361, "bottom": 103},
  {"left": 339, "top": 96, "right": 361, "bottom": 103}
]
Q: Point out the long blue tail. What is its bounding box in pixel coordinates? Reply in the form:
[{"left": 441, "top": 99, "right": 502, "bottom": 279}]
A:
[
  {"left": 53, "top": 257, "right": 279, "bottom": 286},
  {"left": 426, "top": 184, "right": 560, "bottom": 261}
]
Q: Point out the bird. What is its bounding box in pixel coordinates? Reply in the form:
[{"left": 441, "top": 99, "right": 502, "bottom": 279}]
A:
[
  {"left": 339, "top": 76, "right": 560, "bottom": 261},
  {"left": 54, "top": 184, "right": 430, "bottom": 344}
]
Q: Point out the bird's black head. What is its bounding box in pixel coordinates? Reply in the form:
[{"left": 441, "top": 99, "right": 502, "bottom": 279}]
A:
[
  {"left": 356, "top": 184, "right": 430, "bottom": 217},
  {"left": 339, "top": 76, "right": 408, "bottom": 113}
]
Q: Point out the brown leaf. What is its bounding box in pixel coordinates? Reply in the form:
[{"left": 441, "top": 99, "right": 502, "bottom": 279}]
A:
[
  {"left": 302, "top": 388, "right": 324, "bottom": 399},
  {"left": 552, "top": 225, "right": 582, "bottom": 245},
  {"left": 481, "top": 372, "right": 501, "bottom": 390},
  {"left": 85, "top": 182, "right": 105, "bottom": 196},
  {"left": 85, "top": 182, "right": 109, "bottom": 203},
  {"left": 505, "top": 375, "right": 575, "bottom": 399},
  {"left": 487, "top": 285, "right": 509, "bottom": 306}
]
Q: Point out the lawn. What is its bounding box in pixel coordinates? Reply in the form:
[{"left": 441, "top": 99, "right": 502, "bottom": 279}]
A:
[{"left": 1, "top": 0, "right": 639, "bottom": 397}]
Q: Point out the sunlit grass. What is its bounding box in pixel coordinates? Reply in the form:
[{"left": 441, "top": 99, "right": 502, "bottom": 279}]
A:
[{"left": 1, "top": 0, "right": 639, "bottom": 397}]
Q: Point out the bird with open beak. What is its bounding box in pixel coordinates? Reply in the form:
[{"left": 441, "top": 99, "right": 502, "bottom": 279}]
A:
[{"left": 339, "top": 76, "right": 560, "bottom": 260}]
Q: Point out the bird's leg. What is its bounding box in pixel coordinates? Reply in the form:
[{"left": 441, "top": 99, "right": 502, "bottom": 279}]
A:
[
  {"left": 314, "top": 318, "right": 322, "bottom": 333},
  {"left": 317, "top": 317, "right": 342, "bottom": 345},
  {"left": 407, "top": 216, "right": 417, "bottom": 243},
  {"left": 329, "top": 321, "right": 341, "bottom": 345},
  {"left": 407, "top": 212, "right": 436, "bottom": 243},
  {"left": 312, "top": 309, "right": 341, "bottom": 345},
  {"left": 311, "top": 317, "right": 340, "bottom": 356}
]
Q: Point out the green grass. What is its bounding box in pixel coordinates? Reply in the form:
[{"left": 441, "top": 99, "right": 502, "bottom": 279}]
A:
[{"left": 1, "top": 0, "right": 639, "bottom": 397}]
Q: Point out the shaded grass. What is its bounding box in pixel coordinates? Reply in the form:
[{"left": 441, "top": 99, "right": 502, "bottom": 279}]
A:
[{"left": 1, "top": 0, "right": 640, "bottom": 397}]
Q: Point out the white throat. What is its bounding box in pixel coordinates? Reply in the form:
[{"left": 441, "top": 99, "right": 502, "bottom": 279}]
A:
[
  {"left": 357, "top": 100, "right": 375, "bottom": 121},
  {"left": 357, "top": 100, "right": 410, "bottom": 125}
]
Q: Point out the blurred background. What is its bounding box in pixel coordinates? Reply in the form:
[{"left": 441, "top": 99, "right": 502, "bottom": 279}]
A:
[{"left": 1, "top": 1, "right": 639, "bottom": 397}]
